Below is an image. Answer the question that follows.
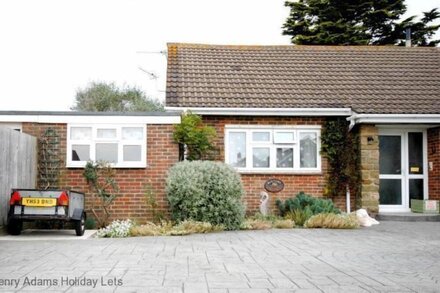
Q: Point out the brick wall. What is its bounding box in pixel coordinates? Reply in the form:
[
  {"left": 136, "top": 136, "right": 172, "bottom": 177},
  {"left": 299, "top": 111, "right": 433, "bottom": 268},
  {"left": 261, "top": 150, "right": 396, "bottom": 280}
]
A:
[
  {"left": 22, "top": 123, "right": 179, "bottom": 223},
  {"left": 201, "top": 116, "right": 347, "bottom": 213},
  {"left": 428, "top": 127, "right": 440, "bottom": 200}
]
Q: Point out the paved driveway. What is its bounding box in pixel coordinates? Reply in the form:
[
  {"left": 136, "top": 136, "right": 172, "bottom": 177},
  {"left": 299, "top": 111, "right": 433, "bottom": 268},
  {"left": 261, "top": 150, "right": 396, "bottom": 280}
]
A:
[{"left": 0, "top": 221, "right": 439, "bottom": 293}]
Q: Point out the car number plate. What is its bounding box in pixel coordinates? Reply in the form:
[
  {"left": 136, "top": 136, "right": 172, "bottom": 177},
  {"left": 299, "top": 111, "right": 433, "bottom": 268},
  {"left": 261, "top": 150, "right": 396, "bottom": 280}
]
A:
[{"left": 21, "top": 197, "right": 57, "bottom": 207}]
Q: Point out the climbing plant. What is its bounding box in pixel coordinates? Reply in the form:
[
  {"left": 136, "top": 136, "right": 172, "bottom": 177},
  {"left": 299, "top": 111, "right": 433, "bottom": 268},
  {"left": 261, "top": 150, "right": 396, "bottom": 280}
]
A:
[
  {"left": 320, "top": 118, "right": 361, "bottom": 202},
  {"left": 38, "top": 128, "right": 62, "bottom": 189},
  {"left": 83, "top": 161, "right": 119, "bottom": 228}
]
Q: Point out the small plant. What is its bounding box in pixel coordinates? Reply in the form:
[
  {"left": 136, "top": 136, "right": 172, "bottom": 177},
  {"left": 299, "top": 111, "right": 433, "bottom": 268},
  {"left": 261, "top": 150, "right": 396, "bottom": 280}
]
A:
[
  {"left": 276, "top": 192, "right": 340, "bottom": 217},
  {"left": 143, "top": 183, "right": 165, "bottom": 223},
  {"left": 83, "top": 161, "right": 119, "bottom": 228},
  {"left": 304, "top": 213, "right": 359, "bottom": 229},
  {"left": 97, "top": 219, "right": 134, "bottom": 238},
  {"left": 166, "top": 161, "right": 245, "bottom": 230},
  {"left": 284, "top": 208, "right": 313, "bottom": 227},
  {"left": 173, "top": 112, "right": 217, "bottom": 161}
]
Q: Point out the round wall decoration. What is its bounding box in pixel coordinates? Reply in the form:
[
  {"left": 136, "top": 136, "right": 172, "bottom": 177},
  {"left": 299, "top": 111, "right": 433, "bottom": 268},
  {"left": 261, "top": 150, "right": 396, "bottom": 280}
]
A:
[{"left": 264, "top": 179, "right": 284, "bottom": 193}]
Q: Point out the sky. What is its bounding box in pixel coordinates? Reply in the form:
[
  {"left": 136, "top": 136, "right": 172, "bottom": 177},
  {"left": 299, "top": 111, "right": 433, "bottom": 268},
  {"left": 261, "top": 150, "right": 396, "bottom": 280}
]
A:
[{"left": 0, "top": 0, "right": 438, "bottom": 111}]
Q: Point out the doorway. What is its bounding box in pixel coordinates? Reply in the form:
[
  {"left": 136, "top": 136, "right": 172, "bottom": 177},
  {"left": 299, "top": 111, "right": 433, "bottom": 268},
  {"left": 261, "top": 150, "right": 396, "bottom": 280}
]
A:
[{"left": 379, "top": 129, "right": 428, "bottom": 212}]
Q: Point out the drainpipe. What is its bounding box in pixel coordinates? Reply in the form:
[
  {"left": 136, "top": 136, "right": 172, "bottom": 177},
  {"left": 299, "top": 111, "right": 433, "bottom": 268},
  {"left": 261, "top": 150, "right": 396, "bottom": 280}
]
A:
[{"left": 346, "top": 185, "right": 351, "bottom": 213}]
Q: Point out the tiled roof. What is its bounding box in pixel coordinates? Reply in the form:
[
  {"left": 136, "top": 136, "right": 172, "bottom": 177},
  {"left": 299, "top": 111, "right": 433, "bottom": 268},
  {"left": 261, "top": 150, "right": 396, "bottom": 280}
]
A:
[{"left": 166, "top": 43, "right": 440, "bottom": 114}]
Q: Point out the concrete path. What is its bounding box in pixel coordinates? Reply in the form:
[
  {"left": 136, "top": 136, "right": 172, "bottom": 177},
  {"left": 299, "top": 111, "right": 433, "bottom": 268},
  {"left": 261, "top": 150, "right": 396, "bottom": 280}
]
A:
[{"left": 0, "top": 221, "right": 439, "bottom": 292}]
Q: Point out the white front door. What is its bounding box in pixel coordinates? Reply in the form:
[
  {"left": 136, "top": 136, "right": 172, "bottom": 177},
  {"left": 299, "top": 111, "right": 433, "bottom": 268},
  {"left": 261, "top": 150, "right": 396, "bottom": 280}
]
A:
[{"left": 379, "top": 129, "right": 428, "bottom": 212}]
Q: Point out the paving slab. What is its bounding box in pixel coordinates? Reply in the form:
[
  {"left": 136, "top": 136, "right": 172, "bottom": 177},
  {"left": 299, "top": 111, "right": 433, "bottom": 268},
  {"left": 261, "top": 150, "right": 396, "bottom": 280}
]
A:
[{"left": 0, "top": 222, "right": 439, "bottom": 292}]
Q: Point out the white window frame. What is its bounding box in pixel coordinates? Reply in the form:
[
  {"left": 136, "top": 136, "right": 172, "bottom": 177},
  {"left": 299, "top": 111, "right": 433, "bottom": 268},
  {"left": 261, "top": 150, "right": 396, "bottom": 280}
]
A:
[
  {"left": 67, "top": 124, "right": 147, "bottom": 168},
  {"left": 225, "top": 125, "right": 321, "bottom": 174}
]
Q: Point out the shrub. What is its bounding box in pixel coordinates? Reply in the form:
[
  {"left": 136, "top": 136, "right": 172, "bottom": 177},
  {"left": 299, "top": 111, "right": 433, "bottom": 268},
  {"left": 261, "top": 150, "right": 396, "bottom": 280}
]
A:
[
  {"left": 304, "top": 213, "right": 359, "bottom": 229},
  {"left": 166, "top": 161, "right": 245, "bottom": 230},
  {"left": 97, "top": 219, "right": 133, "bottom": 238},
  {"left": 276, "top": 192, "right": 340, "bottom": 217}
]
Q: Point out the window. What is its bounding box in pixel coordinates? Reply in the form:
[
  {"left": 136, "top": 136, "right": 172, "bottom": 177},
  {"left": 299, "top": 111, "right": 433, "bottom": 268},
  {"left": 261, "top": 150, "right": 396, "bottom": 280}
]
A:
[
  {"left": 67, "top": 124, "right": 146, "bottom": 168},
  {"left": 225, "top": 126, "right": 320, "bottom": 172}
]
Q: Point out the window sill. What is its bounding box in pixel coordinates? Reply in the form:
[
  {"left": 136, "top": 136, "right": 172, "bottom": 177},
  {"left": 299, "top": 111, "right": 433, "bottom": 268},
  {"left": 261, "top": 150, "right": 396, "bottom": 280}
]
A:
[
  {"left": 66, "top": 163, "right": 147, "bottom": 169},
  {"left": 236, "top": 169, "right": 322, "bottom": 175}
]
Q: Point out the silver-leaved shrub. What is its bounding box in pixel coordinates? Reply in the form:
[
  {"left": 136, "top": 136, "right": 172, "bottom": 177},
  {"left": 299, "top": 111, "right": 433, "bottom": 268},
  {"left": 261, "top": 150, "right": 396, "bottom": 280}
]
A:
[{"left": 166, "top": 161, "right": 245, "bottom": 230}]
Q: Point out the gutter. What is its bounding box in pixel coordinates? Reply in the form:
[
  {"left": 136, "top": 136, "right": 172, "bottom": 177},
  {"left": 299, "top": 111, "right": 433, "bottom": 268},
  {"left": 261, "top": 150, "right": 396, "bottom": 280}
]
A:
[
  {"left": 347, "top": 113, "right": 440, "bottom": 130},
  {"left": 165, "top": 107, "right": 352, "bottom": 117}
]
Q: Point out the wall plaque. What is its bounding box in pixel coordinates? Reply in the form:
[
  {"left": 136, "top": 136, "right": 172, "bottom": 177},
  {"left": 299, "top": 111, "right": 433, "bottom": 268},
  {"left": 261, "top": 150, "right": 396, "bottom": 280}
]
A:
[{"left": 264, "top": 179, "right": 284, "bottom": 193}]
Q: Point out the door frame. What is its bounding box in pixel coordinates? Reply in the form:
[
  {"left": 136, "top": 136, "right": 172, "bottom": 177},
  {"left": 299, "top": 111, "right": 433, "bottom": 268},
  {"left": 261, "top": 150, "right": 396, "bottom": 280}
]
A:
[{"left": 378, "top": 127, "right": 428, "bottom": 213}]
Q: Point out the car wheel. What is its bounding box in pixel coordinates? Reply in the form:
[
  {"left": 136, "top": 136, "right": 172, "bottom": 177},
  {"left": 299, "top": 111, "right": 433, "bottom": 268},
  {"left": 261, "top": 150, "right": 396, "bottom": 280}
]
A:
[
  {"left": 74, "top": 213, "right": 85, "bottom": 236},
  {"left": 7, "top": 218, "right": 22, "bottom": 235}
]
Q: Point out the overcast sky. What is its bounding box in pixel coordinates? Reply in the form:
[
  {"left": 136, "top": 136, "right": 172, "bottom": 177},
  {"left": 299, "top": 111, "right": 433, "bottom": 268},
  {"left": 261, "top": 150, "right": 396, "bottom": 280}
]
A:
[{"left": 0, "top": 0, "right": 438, "bottom": 111}]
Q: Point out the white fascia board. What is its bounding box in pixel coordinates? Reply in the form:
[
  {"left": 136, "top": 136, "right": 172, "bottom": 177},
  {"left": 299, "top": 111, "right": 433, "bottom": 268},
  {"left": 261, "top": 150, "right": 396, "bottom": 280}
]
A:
[
  {"left": 165, "top": 107, "right": 352, "bottom": 116},
  {"left": 348, "top": 114, "right": 440, "bottom": 124},
  {"left": 0, "top": 115, "right": 181, "bottom": 124}
]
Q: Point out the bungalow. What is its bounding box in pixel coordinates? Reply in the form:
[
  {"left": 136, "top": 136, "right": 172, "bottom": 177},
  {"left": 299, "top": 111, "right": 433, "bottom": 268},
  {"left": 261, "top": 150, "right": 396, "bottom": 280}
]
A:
[
  {"left": 0, "top": 44, "right": 439, "bottom": 221},
  {"left": 165, "top": 43, "right": 440, "bottom": 215}
]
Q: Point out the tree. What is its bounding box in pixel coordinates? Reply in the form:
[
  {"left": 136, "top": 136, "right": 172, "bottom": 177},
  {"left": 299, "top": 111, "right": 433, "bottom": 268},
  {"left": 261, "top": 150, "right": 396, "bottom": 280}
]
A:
[
  {"left": 71, "top": 81, "right": 164, "bottom": 112},
  {"left": 173, "top": 112, "right": 216, "bottom": 161},
  {"left": 282, "top": 0, "right": 440, "bottom": 46}
]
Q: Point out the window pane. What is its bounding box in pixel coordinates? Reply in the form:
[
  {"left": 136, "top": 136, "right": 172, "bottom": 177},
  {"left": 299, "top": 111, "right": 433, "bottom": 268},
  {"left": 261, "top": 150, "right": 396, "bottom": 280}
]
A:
[
  {"left": 228, "top": 132, "right": 246, "bottom": 167},
  {"left": 300, "top": 132, "right": 317, "bottom": 168},
  {"left": 72, "top": 145, "right": 90, "bottom": 161},
  {"left": 409, "top": 179, "right": 424, "bottom": 204},
  {"left": 70, "top": 127, "right": 92, "bottom": 140},
  {"left": 408, "top": 132, "right": 423, "bottom": 174},
  {"left": 379, "top": 136, "right": 401, "bottom": 174},
  {"left": 277, "top": 148, "right": 293, "bottom": 168},
  {"left": 253, "top": 147, "right": 270, "bottom": 168},
  {"left": 96, "top": 143, "right": 118, "bottom": 163},
  {"left": 252, "top": 132, "right": 270, "bottom": 142},
  {"left": 274, "top": 131, "right": 295, "bottom": 143},
  {"left": 379, "top": 179, "right": 402, "bottom": 205},
  {"left": 122, "top": 127, "right": 143, "bottom": 140},
  {"left": 97, "top": 129, "right": 117, "bottom": 139},
  {"left": 123, "top": 145, "right": 142, "bottom": 161}
]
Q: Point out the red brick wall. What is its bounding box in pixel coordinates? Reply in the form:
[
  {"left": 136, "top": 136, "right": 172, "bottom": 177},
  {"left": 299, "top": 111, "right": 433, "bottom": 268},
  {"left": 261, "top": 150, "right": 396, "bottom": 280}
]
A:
[
  {"left": 428, "top": 127, "right": 440, "bottom": 200},
  {"left": 202, "top": 116, "right": 344, "bottom": 213},
  {"left": 22, "top": 123, "right": 179, "bottom": 223}
]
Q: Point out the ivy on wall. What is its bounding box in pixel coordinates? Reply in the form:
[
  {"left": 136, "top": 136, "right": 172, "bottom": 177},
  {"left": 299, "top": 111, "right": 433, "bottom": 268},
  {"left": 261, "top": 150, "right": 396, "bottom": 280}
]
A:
[{"left": 321, "top": 118, "right": 361, "bottom": 204}]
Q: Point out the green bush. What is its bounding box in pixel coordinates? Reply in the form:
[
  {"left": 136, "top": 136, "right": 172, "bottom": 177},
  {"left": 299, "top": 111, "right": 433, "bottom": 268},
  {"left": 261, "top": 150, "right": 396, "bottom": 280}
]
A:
[
  {"left": 166, "top": 161, "right": 245, "bottom": 230},
  {"left": 276, "top": 192, "right": 340, "bottom": 217}
]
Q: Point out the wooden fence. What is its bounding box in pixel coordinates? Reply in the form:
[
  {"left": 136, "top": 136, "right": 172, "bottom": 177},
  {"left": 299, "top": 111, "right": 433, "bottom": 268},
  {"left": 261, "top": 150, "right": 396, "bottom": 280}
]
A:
[{"left": 0, "top": 128, "right": 37, "bottom": 226}]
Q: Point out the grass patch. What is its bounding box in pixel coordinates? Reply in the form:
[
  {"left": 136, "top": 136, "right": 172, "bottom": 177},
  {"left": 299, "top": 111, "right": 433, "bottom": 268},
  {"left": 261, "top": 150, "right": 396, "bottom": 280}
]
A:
[
  {"left": 129, "top": 220, "right": 224, "bottom": 237},
  {"left": 241, "top": 213, "right": 295, "bottom": 230}
]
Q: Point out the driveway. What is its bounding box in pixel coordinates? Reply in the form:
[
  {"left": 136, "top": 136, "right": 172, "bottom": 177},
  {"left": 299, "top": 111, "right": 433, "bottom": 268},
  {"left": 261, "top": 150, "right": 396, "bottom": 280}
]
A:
[{"left": 0, "top": 221, "right": 439, "bottom": 292}]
